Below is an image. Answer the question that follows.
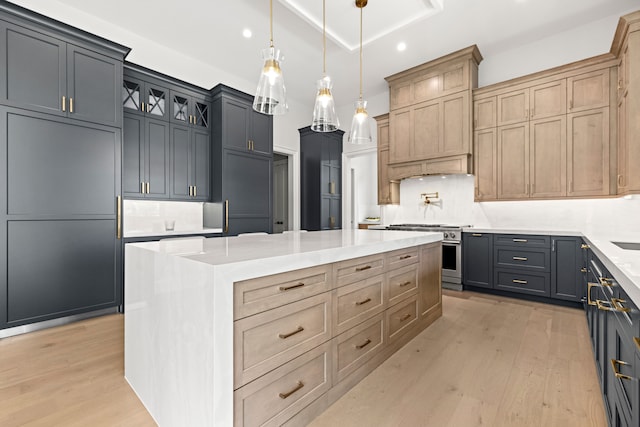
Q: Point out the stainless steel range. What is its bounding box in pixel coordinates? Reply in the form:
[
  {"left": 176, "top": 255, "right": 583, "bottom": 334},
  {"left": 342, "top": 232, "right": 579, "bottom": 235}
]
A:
[{"left": 386, "top": 224, "right": 468, "bottom": 291}]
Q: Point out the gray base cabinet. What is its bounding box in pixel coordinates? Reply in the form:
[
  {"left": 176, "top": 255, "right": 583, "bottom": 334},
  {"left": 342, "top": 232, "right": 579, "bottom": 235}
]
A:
[
  {"left": 551, "top": 236, "right": 584, "bottom": 301},
  {"left": 462, "top": 232, "right": 493, "bottom": 288}
]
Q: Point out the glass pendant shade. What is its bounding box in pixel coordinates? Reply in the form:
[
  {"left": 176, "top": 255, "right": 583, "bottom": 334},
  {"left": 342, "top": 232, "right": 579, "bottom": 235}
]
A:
[
  {"left": 311, "top": 76, "right": 339, "bottom": 132},
  {"left": 348, "top": 99, "right": 372, "bottom": 143},
  {"left": 253, "top": 47, "right": 287, "bottom": 115}
]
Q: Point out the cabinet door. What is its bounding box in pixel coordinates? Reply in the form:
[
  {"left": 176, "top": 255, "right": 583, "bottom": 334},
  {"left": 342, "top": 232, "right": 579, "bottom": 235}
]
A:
[
  {"left": 497, "top": 122, "right": 529, "bottom": 199},
  {"left": 378, "top": 148, "right": 391, "bottom": 204},
  {"left": 530, "top": 116, "right": 566, "bottom": 198},
  {"left": 191, "top": 128, "right": 210, "bottom": 200},
  {"left": 551, "top": 237, "right": 582, "bottom": 301},
  {"left": 497, "top": 89, "right": 529, "bottom": 126},
  {"left": 473, "top": 96, "right": 496, "bottom": 130},
  {"left": 67, "top": 44, "right": 121, "bottom": 127},
  {"left": 122, "top": 77, "right": 144, "bottom": 117},
  {"left": 251, "top": 109, "right": 273, "bottom": 155},
  {"left": 567, "top": 107, "right": 609, "bottom": 197},
  {"left": 389, "top": 107, "right": 412, "bottom": 163},
  {"left": 617, "top": 93, "right": 628, "bottom": 193},
  {"left": 474, "top": 128, "right": 497, "bottom": 200},
  {"left": 170, "top": 124, "right": 191, "bottom": 199},
  {"left": 321, "top": 197, "right": 341, "bottom": 230},
  {"left": 462, "top": 233, "right": 493, "bottom": 288},
  {"left": 222, "top": 98, "right": 251, "bottom": 151},
  {"left": 1, "top": 21, "right": 66, "bottom": 116},
  {"left": 170, "top": 90, "right": 191, "bottom": 125},
  {"left": 442, "top": 91, "right": 469, "bottom": 155},
  {"left": 123, "top": 114, "right": 145, "bottom": 197},
  {"left": 144, "top": 82, "right": 170, "bottom": 121},
  {"left": 146, "top": 118, "right": 170, "bottom": 198},
  {"left": 529, "top": 79, "right": 566, "bottom": 120},
  {"left": 412, "top": 99, "right": 439, "bottom": 159},
  {"left": 568, "top": 69, "right": 610, "bottom": 113},
  {"left": 419, "top": 243, "right": 442, "bottom": 318}
]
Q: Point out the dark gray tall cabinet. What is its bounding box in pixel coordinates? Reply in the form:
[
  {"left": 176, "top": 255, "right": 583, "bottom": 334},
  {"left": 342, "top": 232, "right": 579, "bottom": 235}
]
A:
[
  {"left": 211, "top": 84, "right": 273, "bottom": 235},
  {"left": 0, "top": 3, "right": 129, "bottom": 331},
  {"left": 299, "top": 126, "right": 344, "bottom": 231}
]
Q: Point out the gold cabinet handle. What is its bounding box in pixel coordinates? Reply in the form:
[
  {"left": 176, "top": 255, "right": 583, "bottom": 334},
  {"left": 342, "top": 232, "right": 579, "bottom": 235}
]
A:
[
  {"left": 581, "top": 244, "right": 590, "bottom": 249},
  {"left": 472, "top": 233, "right": 482, "bottom": 237},
  {"left": 279, "top": 282, "right": 305, "bottom": 292},
  {"left": 355, "top": 265, "right": 372, "bottom": 272},
  {"left": 141, "top": 182, "right": 145, "bottom": 194},
  {"left": 330, "top": 182, "right": 336, "bottom": 194},
  {"left": 62, "top": 96, "right": 66, "bottom": 112},
  {"left": 355, "top": 338, "right": 372, "bottom": 350},
  {"left": 399, "top": 255, "right": 412, "bottom": 260},
  {"left": 634, "top": 337, "right": 640, "bottom": 352},
  {"left": 611, "top": 298, "right": 630, "bottom": 313},
  {"left": 279, "top": 381, "right": 304, "bottom": 399},
  {"left": 116, "top": 195, "right": 122, "bottom": 239},
  {"left": 610, "top": 359, "right": 634, "bottom": 381},
  {"left": 278, "top": 326, "right": 304, "bottom": 339},
  {"left": 399, "top": 281, "right": 412, "bottom": 287},
  {"left": 400, "top": 313, "right": 412, "bottom": 322},
  {"left": 596, "top": 299, "right": 613, "bottom": 311},
  {"left": 355, "top": 297, "right": 372, "bottom": 306},
  {"left": 580, "top": 268, "right": 587, "bottom": 273},
  {"left": 69, "top": 97, "right": 73, "bottom": 113},
  {"left": 329, "top": 216, "right": 336, "bottom": 228},
  {"left": 512, "top": 256, "right": 528, "bottom": 261},
  {"left": 141, "top": 102, "right": 145, "bottom": 112},
  {"left": 512, "top": 279, "right": 527, "bottom": 284},
  {"left": 587, "top": 283, "right": 598, "bottom": 306},
  {"left": 224, "top": 200, "right": 229, "bottom": 233},
  {"left": 188, "top": 186, "right": 192, "bottom": 197},
  {"left": 512, "top": 239, "right": 528, "bottom": 243},
  {"left": 599, "top": 277, "right": 614, "bottom": 287},
  {"left": 193, "top": 186, "right": 196, "bottom": 197},
  {"left": 146, "top": 182, "right": 150, "bottom": 194}
]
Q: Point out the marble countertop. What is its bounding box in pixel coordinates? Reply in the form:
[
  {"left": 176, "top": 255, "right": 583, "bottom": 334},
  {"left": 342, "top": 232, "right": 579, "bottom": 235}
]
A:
[{"left": 123, "top": 227, "right": 222, "bottom": 238}]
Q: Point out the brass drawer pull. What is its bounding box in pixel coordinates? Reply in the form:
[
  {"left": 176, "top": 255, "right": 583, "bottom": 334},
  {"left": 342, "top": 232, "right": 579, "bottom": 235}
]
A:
[
  {"left": 472, "top": 233, "right": 482, "bottom": 237},
  {"left": 355, "top": 338, "right": 372, "bottom": 350},
  {"left": 399, "top": 281, "right": 412, "bottom": 287},
  {"left": 581, "top": 244, "right": 590, "bottom": 249},
  {"left": 279, "top": 282, "right": 305, "bottom": 291},
  {"left": 610, "top": 359, "right": 634, "bottom": 381},
  {"left": 116, "top": 196, "right": 122, "bottom": 239},
  {"left": 399, "top": 255, "right": 412, "bottom": 260},
  {"left": 512, "top": 238, "right": 528, "bottom": 243},
  {"left": 356, "top": 265, "right": 372, "bottom": 272},
  {"left": 278, "top": 326, "right": 304, "bottom": 339},
  {"left": 279, "top": 381, "right": 304, "bottom": 399},
  {"left": 355, "top": 297, "right": 372, "bottom": 306},
  {"left": 596, "top": 299, "right": 613, "bottom": 312},
  {"left": 400, "top": 313, "right": 411, "bottom": 322},
  {"left": 512, "top": 279, "right": 527, "bottom": 284},
  {"left": 512, "top": 257, "right": 528, "bottom": 261},
  {"left": 612, "top": 298, "right": 630, "bottom": 313},
  {"left": 634, "top": 337, "right": 640, "bottom": 352},
  {"left": 599, "top": 277, "right": 614, "bottom": 287},
  {"left": 580, "top": 268, "right": 587, "bottom": 273},
  {"left": 587, "top": 283, "right": 598, "bottom": 306},
  {"left": 62, "top": 95, "right": 66, "bottom": 112}
]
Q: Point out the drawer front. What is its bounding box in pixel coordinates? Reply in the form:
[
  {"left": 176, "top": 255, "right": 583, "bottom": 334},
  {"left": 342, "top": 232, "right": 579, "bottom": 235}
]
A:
[
  {"left": 333, "top": 313, "right": 385, "bottom": 384},
  {"left": 387, "top": 264, "right": 419, "bottom": 306},
  {"left": 335, "top": 254, "right": 385, "bottom": 287},
  {"left": 494, "top": 269, "right": 550, "bottom": 296},
  {"left": 494, "top": 234, "right": 549, "bottom": 248},
  {"left": 234, "top": 293, "right": 332, "bottom": 387},
  {"left": 386, "top": 247, "right": 419, "bottom": 271},
  {"left": 386, "top": 294, "right": 419, "bottom": 342},
  {"left": 611, "top": 283, "right": 640, "bottom": 341},
  {"left": 494, "top": 247, "right": 549, "bottom": 271},
  {"left": 234, "top": 341, "right": 332, "bottom": 427},
  {"left": 333, "top": 275, "right": 385, "bottom": 335},
  {"left": 234, "top": 265, "right": 332, "bottom": 319}
]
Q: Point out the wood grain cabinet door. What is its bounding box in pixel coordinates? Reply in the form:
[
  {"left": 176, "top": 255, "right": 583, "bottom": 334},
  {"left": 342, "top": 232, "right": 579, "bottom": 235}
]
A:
[
  {"left": 412, "top": 99, "right": 440, "bottom": 159},
  {"left": 529, "top": 116, "right": 567, "bottom": 198},
  {"left": 567, "top": 69, "right": 610, "bottom": 113},
  {"left": 497, "top": 122, "right": 530, "bottom": 199},
  {"left": 497, "top": 89, "right": 529, "bottom": 126},
  {"left": 389, "top": 107, "right": 412, "bottom": 163},
  {"left": 441, "top": 92, "right": 469, "bottom": 155},
  {"left": 529, "top": 79, "right": 567, "bottom": 120},
  {"left": 474, "top": 128, "right": 498, "bottom": 200},
  {"left": 474, "top": 96, "right": 496, "bottom": 130}
]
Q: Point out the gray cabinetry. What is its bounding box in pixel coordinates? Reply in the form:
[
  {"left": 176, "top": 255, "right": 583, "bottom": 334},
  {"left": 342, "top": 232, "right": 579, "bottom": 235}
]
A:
[
  {"left": 299, "top": 126, "right": 344, "bottom": 231},
  {"left": 0, "top": 19, "right": 124, "bottom": 127},
  {"left": 551, "top": 236, "right": 584, "bottom": 302},
  {"left": 211, "top": 84, "right": 273, "bottom": 235},
  {"left": 493, "top": 234, "right": 550, "bottom": 297},
  {"left": 122, "top": 74, "right": 170, "bottom": 120},
  {"left": 170, "top": 123, "right": 209, "bottom": 201},
  {"left": 462, "top": 232, "right": 493, "bottom": 288}
]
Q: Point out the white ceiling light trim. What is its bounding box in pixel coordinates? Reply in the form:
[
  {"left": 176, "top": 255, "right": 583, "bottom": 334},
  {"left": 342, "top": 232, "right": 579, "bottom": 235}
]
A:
[{"left": 278, "top": 0, "right": 444, "bottom": 52}]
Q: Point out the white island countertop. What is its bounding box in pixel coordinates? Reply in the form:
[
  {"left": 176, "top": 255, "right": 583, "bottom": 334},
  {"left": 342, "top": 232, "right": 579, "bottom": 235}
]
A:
[{"left": 124, "top": 229, "right": 442, "bottom": 426}]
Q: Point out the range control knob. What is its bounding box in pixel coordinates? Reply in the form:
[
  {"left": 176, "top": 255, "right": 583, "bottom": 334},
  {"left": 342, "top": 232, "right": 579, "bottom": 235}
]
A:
[
  {"left": 443, "top": 232, "right": 449, "bottom": 239},
  {"left": 449, "top": 232, "right": 456, "bottom": 239}
]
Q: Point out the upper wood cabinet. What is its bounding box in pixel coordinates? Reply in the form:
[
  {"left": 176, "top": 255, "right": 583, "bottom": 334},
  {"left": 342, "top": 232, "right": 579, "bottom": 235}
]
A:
[
  {"left": 497, "top": 122, "right": 530, "bottom": 199},
  {"left": 375, "top": 114, "right": 399, "bottom": 205},
  {"left": 496, "top": 79, "right": 566, "bottom": 126},
  {"left": 474, "top": 97, "right": 496, "bottom": 130},
  {"left": 530, "top": 116, "right": 567, "bottom": 198},
  {"left": 567, "top": 69, "right": 609, "bottom": 113},
  {"left": 474, "top": 128, "right": 497, "bottom": 200}
]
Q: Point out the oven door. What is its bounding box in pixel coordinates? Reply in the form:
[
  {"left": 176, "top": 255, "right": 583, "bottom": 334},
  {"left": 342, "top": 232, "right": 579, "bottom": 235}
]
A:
[{"left": 441, "top": 241, "right": 461, "bottom": 284}]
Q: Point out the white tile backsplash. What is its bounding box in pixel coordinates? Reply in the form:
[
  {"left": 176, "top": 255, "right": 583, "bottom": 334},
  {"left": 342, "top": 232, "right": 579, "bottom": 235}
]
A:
[
  {"left": 124, "top": 200, "right": 204, "bottom": 234},
  {"left": 381, "top": 175, "right": 640, "bottom": 233}
]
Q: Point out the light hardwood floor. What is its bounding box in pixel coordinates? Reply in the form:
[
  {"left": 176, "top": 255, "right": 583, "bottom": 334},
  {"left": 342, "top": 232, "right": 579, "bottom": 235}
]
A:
[{"left": 0, "top": 291, "right": 606, "bottom": 426}]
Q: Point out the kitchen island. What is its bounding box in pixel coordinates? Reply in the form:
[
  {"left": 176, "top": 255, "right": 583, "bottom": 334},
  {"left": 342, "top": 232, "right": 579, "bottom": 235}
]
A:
[{"left": 124, "top": 229, "right": 443, "bottom": 426}]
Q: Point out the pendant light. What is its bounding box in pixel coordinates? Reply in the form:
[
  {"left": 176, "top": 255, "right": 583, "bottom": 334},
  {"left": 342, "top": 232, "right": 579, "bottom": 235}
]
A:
[
  {"left": 348, "top": 0, "right": 372, "bottom": 143},
  {"left": 253, "top": 0, "right": 287, "bottom": 115},
  {"left": 311, "top": 0, "right": 339, "bottom": 132}
]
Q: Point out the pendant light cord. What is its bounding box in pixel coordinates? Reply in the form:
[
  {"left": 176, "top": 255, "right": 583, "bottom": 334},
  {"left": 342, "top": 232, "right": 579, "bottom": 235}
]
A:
[
  {"left": 359, "top": 4, "right": 363, "bottom": 101},
  {"left": 270, "top": 0, "right": 274, "bottom": 48},
  {"left": 322, "top": 0, "right": 326, "bottom": 75}
]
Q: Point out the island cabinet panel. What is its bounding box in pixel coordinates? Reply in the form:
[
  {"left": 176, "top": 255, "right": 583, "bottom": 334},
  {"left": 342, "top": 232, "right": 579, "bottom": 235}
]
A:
[
  {"left": 386, "top": 294, "right": 419, "bottom": 342},
  {"left": 387, "top": 264, "right": 419, "bottom": 307},
  {"left": 332, "top": 313, "right": 385, "bottom": 384},
  {"left": 419, "top": 243, "right": 442, "bottom": 318},
  {"left": 334, "top": 253, "right": 385, "bottom": 288},
  {"left": 333, "top": 275, "right": 385, "bottom": 335}
]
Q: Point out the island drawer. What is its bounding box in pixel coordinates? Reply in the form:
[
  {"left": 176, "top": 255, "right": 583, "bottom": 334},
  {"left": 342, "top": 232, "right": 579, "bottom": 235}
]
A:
[
  {"left": 386, "top": 294, "right": 419, "bottom": 342},
  {"left": 335, "top": 253, "right": 385, "bottom": 288},
  {"left": 234, "top": 293, "right": 332, "bottom": 387},
  {"left": 234, "top": 341, "right": 332, "bottom": 427},
  {"left": 387, "top": 264, "right": 419, "bottom": 306},
  {"left": 494, "top": 269, "right": 550, "bottom": 297},
  {"left": 333, "top": 313, "right": 385, "bottom": 384},
  {"left": 333, "top": 274, "right": 385, "bottom": 335},
  {"left": 494, "top": 234, "right": 549, "bottom": 248},
  {"left": 494, "top": 247, "right": 549, "bottom": 272},
  {"left": 386, "top": 247, "right": 419, "bottom": 270},
  {"left": 234, "top": 264, "right": 332, "bottom": 319}
]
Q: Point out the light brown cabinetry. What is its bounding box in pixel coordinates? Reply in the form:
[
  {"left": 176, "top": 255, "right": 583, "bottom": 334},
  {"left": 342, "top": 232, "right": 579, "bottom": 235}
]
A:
[
  {"left": 497, "top": 122, "right": 529, "bottom": 199},
  {"left": 474, "top": 128, "right": 497, "bottom": 200},
  {"left": 375, "top": 113, "right": 399, "bottom": 205}
]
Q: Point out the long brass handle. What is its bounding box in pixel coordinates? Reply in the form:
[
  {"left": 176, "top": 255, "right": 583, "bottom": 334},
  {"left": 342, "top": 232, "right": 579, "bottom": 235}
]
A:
[
  {"left": 329, "top": 216, "right": 335, "bottom": 228},
  {"left": 512, "top": 239, "right": 528, "bottom": 243},
  {"left": 69, "top": 97, "right": 73, "bottom": 113},
  {"left": 278, "top": 326, "right": 304, "bottom": 339},
  {"left": 330, "top": 182, "right": 336, "bottom": 194},
  {"left": 355, "top": 339, "right": 372, "bottom": 350},
  {"left": 610, "top": 359, "right": 634, "bottom": 381},
  {"left": 193, "top": 186, "right": 196, "bottom": 197},
  {"left": 356, "top": 265, "right": 371, "bottom": 272},
  {"left": 62, "top": 96, "right": 66, "bottom": 112},
  {"left": 399, "top": 281, "right": 412, "bottom": 287},
  {"left": 400, "top": 313, "right": 412, "bottom": 322},
  {"left": 141, "top": 182, "right": 145, "bottom": 194},
  {"left": 279, "top": 381, "right": 304, "bottom": 399},
  {"left": 279, "top": 282, "right": 305, "bottom": 291},
  {"left": 472, "top": 233, "right": 482, "bottom": 237},
  {"left": 581, "top": 244, "right": 590, "bottom": 249},
  {"left": 399, "top": 255, "right": 412, "bottom": 260},
  {"left": 634, "top": 337, "right": 640, "bottom": 352},
  {"left": 587, "top": 283, "right": 598, "bottom": 306},
  {"left": 146, "top": 182, "right": 150, "bottom": 194},
  {"left": 596, "top": 299, "right": 613, "bottom": 311},
  {"left": 612, "top": 298, "right": 630, "bottom": 313},
  {"left": 512, "top": 257, "right": 528, "bottom": 261},
  {"left": 512, "top": 279, "right": 527, "bottom": 284},
  {"left": 224, "top": 200, "right": 229, "bottom": 233},
  {"left": 116, "top": 196, "right": 122, "bottom": 239},
  {"left": 355, "top": 297, "right": 372, "bottom": 306},
  {"left": 599, "top": 277, "right": 614, "bottom": 287},
  {"left": 580, "top": 268, "right": 587, "bottom": 273},
  {"left": 141, "top": 102, "right": 145, "bottom": 112}
]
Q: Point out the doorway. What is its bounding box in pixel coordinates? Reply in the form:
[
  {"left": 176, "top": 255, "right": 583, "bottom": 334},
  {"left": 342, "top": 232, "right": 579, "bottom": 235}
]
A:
[{"left": 273, "top": 153, "right": 289, "bottom": 233}]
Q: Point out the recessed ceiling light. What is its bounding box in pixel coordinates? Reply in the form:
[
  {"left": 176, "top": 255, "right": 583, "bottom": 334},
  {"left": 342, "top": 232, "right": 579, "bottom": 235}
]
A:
[
  {"left": 242, "top": 28, "right": 252, "bottom": 38},
  {"left": 397, "top": 42, "right": 407, "bottom": 52}
]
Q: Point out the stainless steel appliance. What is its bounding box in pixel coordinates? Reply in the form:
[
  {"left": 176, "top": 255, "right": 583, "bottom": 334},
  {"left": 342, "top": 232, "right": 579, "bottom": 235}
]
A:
[{"left": 386, "top": 224, "right": 467, "bottom": 290}]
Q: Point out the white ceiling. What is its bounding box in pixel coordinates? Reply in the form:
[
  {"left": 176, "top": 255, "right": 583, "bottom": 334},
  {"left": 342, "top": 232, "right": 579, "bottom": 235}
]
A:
[{"left": 10, "top": 0, "right": 639, "bottom": 111}]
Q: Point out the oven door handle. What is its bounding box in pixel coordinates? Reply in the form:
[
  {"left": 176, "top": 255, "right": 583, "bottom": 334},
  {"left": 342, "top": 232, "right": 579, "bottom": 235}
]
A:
[{"left": 443, "top": 241, "right": 461, "bottom": 245}]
